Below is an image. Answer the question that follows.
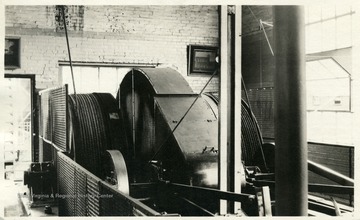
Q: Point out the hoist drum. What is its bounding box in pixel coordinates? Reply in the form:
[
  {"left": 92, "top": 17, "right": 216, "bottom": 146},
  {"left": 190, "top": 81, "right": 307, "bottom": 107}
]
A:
[
  {"left": 202, "top": 92, "right": 269, "bottom": 170},
  {"left": 67, "top": 93, "right": 128, "bottom": 179},
  {"left": 118, "top": 68, "right": 219, "bottom": 188}
]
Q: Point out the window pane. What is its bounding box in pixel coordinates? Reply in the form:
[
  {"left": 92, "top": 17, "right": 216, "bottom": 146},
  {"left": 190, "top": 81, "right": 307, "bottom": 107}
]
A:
[
  {"left": 306, "top": 23, "right": 322, "bottom": 53},
  {"left": 336, "top": 5, "right": 351, "bottom": 16},
  {"left": 80, "top": 67, "right": 99, "bottom": 93},
  {"left": 61, "top": 66, "right": 71, "bottom": 88},
  {"left": 306, "top": 6, "right": 353, "bottom": 53},
  {"left": 336, "top": 15, "right": 352, "bottom": 49},
  {"left": 321, "top": 112, "right": 337, "bottom": 143},
  {"left": 322, "top": 5, "right": 336, "bottom": 20},
  {"left": 308, "top": 5, "right": 322, "bottom": 23},
  {"left": 99, "top": 67, "right": 118, "bottom": 96},
  {"left": 335, "top": 112, "right": 353, "bottom": 145},
  {"left": 117, "top": 68, "right": 131, "bottom": 85},
  {"left": 322, "top": 20, "right": 336, "bottom": 51},
  {"left": 61, "top": 66, "right": 132, "bottom": 96},
  {"left": 62, "top": 66, "right": 82, "bottom": 94}
]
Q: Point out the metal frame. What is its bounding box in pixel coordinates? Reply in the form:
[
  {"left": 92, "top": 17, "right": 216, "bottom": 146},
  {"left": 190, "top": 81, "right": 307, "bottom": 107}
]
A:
[
  {"left": 57, "top": 151, "right": 161, "bottom": 216},
  {"left": 5, "top": 37, "right": 21, "bottom": 69},
  {"left": 38, "top": 85, "right": 68, "bottom": 153},
  {"left": 187, "top": 45, "right": 218, "bottom": 75},
  {"left": 4, "top": 74, "right": 37, "bottom": 162},
  {"left": 219, "top": 5, "right": 229, "bottom": 214},
  {"left": 218, "top": 5, "right": 243, "bottom": 214}
]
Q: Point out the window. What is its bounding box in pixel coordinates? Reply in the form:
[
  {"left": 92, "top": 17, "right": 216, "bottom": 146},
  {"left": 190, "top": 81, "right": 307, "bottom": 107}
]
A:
[
  {"left": 306, "top": 58, "right": 350, "bottom": 111},
  {"left": 61, "top": 66, "right": 131, "bottom": 97},
  {"left": 305, "top": 5, "right": 353, "bottom": 54},
  {"left": 305, "top": 5, "right": 355, "bottom": 145}
]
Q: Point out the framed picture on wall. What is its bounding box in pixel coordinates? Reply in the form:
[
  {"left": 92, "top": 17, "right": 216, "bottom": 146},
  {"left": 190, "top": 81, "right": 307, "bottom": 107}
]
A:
[
  {"left": 188, "top": 45, "right": 218, "bottom": 75},
  {"left": 5, "top": 37, "right": 21, "bottom": 69}
]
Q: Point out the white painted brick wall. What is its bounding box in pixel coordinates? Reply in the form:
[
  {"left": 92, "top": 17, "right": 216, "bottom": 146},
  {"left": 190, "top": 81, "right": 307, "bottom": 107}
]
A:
[{"left": 5, "top": 5, "right": 219, "bottom": 93}]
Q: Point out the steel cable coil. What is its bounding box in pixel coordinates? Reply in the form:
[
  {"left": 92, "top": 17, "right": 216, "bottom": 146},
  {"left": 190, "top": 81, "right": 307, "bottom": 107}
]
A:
[
  {"left": 93, "top": 93, "right": 128, "bottom": 155},
  {"left": 202, "top": 92, "right": 266, "bottom": 168},
  {"left": 241, "top": 100, "right": 264, "bottom": 166},
  {"left": 67, "top": 93, "right": 126, "bottom": 179}
]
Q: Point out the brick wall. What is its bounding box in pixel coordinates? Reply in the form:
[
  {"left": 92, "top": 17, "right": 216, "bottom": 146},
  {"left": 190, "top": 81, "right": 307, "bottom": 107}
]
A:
[
  {"left": 5, "top": 5, "right": 219, "bottom": 92},
  {"left": 242, "top": 5, "right": 272, "bottom": 36}
]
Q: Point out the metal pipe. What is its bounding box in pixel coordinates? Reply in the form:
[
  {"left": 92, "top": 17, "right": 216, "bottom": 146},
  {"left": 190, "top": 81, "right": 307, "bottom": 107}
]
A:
[
  {"left": 273, "top": 6, "right": 307, "bottom": 216},
  {"left": 254, "top": 180, "right": 354, "bottom": 194},
  {"left": 308, "top": 160, "right": 354, "bottom": 186},
  {"left": 226, "top": 7, "right": 234, "bottom": 213},
  {"left": 163, "top": 182, "right": 256, "bottom": 203}
]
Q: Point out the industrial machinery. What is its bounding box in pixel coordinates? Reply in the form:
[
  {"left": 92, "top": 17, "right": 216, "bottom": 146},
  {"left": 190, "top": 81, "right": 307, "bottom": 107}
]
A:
[
  {"left": 35, "top": 67, "right": 353, "bottom": 216},
  {"left": 23, "top": 162, "right": 56, "bottom": 206}
]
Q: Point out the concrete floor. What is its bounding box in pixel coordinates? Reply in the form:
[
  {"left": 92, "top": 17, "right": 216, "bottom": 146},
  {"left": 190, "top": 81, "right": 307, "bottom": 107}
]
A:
[
  {"left": 3, "top": 180, "right": 27, "bottom": 217},
  {"left": 2, "top": 158, "right": 56, "bottom": 217},
  {"left": 2, "top": 179, "right": 58, "bottom": 217}
]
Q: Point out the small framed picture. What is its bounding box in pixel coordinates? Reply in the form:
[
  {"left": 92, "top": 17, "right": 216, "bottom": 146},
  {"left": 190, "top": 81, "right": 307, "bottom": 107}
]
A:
[
  {"left": 5, "top": 37, "right": 21, "bottom": 69},
  {"left": 188, "top": 45, "right": 218, "bottom": 75}
]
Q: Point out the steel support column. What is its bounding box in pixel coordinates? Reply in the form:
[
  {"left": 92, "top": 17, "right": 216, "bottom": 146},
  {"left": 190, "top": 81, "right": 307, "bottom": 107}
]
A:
[
  {"left": 273, "top": 6, "right": 308, "bottom": 216},
  {"left": 219, "top": 5, "right": 242, "bottom": 215},
  {"left": 233, "top": 5, "right": 242, "bottom": 213},
  {"left": 219, "top": 5, "right": 230, "bottom": 214}
]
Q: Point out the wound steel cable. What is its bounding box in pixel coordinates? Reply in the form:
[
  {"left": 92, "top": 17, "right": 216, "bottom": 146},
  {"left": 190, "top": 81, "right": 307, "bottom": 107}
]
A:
[
  {"left": 241, "top": 76, "right": 269, "bottom": 172},
  {"left": 68, "top": 93, "right": 122, "bottom": 178}
]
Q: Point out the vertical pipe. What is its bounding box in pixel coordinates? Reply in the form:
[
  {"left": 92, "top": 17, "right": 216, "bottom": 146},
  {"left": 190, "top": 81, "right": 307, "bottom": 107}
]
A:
[
  {"left": 219, "top": 5, "right": 229, "bottom": 214},
  {"left": 233, "top": 5, "right": 242, "bottom": 213},
  {"left": 273, "top": 6, "right": 308, "bottom": 216},
  {"left": 227, "top": 10, "right": 234, "bottom": 213}
]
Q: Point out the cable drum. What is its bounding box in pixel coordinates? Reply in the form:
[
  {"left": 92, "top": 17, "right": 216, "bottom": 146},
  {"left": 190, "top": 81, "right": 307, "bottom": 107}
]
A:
[
  {"left": 93, "top": 93, "right": 128, "bottom": 155},
  {"left": 117, "top": 68, "right": 267, "bottom": 188},
  {"left": 240, "top": 100, "right": 265, "bottom": 168},
  {"left": 202, "top": 92, "right": 268, "bottom": 170},
  {"left": 119, "top": 68, "right": 219, "bottom": 188},
  {"left": 67, "top": 93, "right": 127, "bottom": 179}
]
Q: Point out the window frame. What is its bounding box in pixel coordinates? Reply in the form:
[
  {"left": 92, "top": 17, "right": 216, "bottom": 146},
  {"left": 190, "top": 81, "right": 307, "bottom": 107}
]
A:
[
  {"left": 58, "top": 61, "right": 157, "bottom": 95},
  {"left": 305, "top": 6, "right": 354, "bottom": 54}
]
